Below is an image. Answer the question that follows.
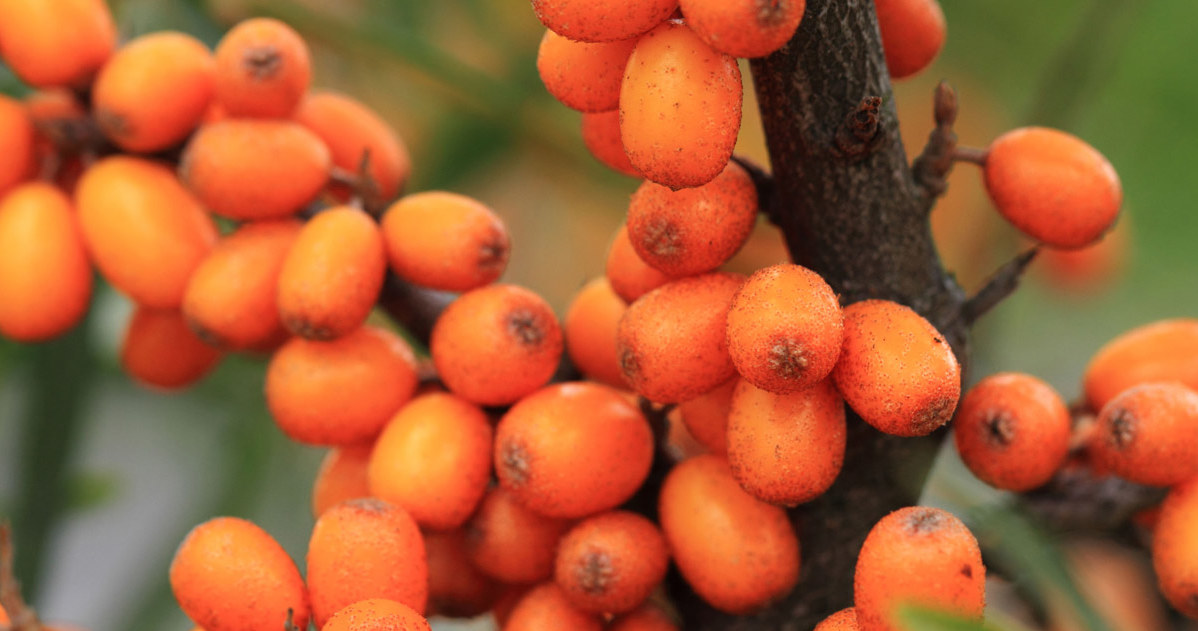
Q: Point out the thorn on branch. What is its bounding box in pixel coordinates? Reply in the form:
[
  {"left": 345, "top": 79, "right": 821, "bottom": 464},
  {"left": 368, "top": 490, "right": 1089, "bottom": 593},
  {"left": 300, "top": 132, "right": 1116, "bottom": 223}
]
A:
[
  {"left": 960, "top": 248, "right": 1039, "bottom": 325},
  {"left": 833, "top": 96, "right": 884, "bottom": 159},
  {"left": 730, "top": 155, "right": 777, "bottom": 225},
  {"left": 329, "top": 149, "right": 386, "bottom": 216},
  {"left": 913, "top": 81, "right": 960, "bottom": 202}
]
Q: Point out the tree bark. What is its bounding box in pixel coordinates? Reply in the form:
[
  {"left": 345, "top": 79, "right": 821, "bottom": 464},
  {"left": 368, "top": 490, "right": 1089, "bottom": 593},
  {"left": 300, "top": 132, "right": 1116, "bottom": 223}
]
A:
[{"left": 672, "top": 1, "right": 971, "bottom": 628}]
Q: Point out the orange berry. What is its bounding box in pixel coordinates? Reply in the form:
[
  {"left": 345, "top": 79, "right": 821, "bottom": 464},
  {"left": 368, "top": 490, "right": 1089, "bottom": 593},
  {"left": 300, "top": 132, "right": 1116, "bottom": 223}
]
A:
[
  {"left": 616, "top": 272, "right": 744, "bottom": 403},
  {"left": 266, "top": 324, "right": 417, "bottom": 446},
  {"left": 504, "top": 583, "right": 603, "bottom": 631},
  {"left": 1089, "top": 382, "right": 1198, "bottom": 487},
  {"left": 312, "top": 444, "right": 374, "bottom": 519},
  {"left": 832, "top": 299, "right": 960, "bottom": 436},
  {"left": 424, "top": 529, "right": 500, "bottom": 618},
  {"left": 581, "top": 111, "right": 640, "bottom": 177},
  {"left": 380, "top": 191, "right": 510, "bottom": 292},
  {"left": 620, "top": 20, "right": 742, "bottom": 189},
  {"left": 76, "top": 156, "right": 217, "bottom": 309},
  {"left": 853, "top": 507, "right": 985, "bottom": 631},
  {"left": 181, "top": 120, "right": 330, "bottom": 221},
  {"left": 465, "top": 486, "right": 571, "bottom": 584},
  {"left": 0, "top": 183, "right": 91, "bottom": 342},
  {"left": 491, "top": 586, "right": 531, "bottom": 629},
  {"left": 678, "top": 378, "right": 737, "bottom": 455},
  {"left": 1082, "top": 318, "right": 1198, "bottom": 412},
  {"left": 606, "top": 224, "right": 670, "bottom": 303},
  {"left": 0, "top": 95, "right": 35, "bottom": 195},
  {"left": 213, "top": 17, "right": 311, "bottom": 118},
  {"left": 1037, "top": 217, "right": 1128, "bottom": 291},
  {"left": 537, "top": 31, "right": 636, "bottom": 113},
  {"left": 659, "top": 454, "right": 799, "bottom": 613},
  {"left": 322, "top": 599, "right": 430, "bottom": 631},
  {"left": 531, "top": 0, "right": 677, "bottom": 43},
  {"left": 953, "top": 372, "right": 1071, "bottom": 492},
  {"left": 169, "top": 516, "right": 309, "bottom": 631},
  {"left": 93, "top": 32, "right": 215, "bottom": 153},
  {"left": 554, "top": 511, "right": 668, "bottom": 614},
  {"left": 295, "top": 91, "right": 411, "bottom": 203},
  {"left": 121, "top": 307, "right": 222, "bottom": 390},
  {"left": 277, "top": 206, "right": 386, "bottom": 340},
  {"left": 679, "top": 0, "right": 805, "bottom": 58},
  {"left": 627, "top": 162, "right": 758, "bottom": 277},
  {"left": 564, "top": 277, "right": 629, "bottom": 388},
  {"left": 0, "top": 603, "right": 6, "bottom": 623},
  {"left": 608, "top": 604, "right": 679, "bottom": 631},
  {"left": 984, "top": 126, "right": 1121, "bottom": 249},
  {"left": 495, "top": 382, "right": 653, "bottom": 519},
  {"left": 431, "top": 284, "right": 563, "bottom": 406},
  {"left": 182, "top": 219, "right": 302, "bottom": 350},
  {"left": 726, "top": 263, "right": 843, "bottom": 393},
  {"left": 1152, "top": 478, "right": 1198, "bottom": 619},
  {"left": 815, "top": 608, "right": 860, "bottom": 631},
  {"left": 307, "top": 498, "right": 428, "bottom": 626},
  {"left": 726, "top": 377, "right": 845, "bottom": 506},
  {"left": 0, "top": 0, "right": 115, "bottom": 87},
  {"left": 874, "top": 0, "right": 945, "bottom": 79},
  {"left": 369, "top": 392, "right": 493, "bottom": 530}
]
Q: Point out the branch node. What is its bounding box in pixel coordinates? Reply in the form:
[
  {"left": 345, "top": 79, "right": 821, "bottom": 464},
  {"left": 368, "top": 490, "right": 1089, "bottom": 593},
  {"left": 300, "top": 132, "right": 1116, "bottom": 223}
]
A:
[
  {"left": 960, "top": 247, "right": 1040, "bottom": 325},
  {"left": 913, "top": 81, "right": 960, "bottom": 203},
  {"left": 834, "top": 96, "right": 884, "bottom": 159}
]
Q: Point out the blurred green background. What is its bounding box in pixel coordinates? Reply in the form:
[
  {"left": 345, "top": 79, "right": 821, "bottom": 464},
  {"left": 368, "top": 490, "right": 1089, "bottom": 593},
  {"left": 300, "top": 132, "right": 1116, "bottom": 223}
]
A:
[{"left": 0, "top": 0, "right": 1195, "bottom": 630}]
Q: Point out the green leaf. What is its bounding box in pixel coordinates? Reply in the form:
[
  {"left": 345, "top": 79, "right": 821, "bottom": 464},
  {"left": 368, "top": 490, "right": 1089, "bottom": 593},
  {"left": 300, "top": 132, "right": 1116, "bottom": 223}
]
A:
[{"left": 897, "top": 605, "right": 1035, "bottom": 631}]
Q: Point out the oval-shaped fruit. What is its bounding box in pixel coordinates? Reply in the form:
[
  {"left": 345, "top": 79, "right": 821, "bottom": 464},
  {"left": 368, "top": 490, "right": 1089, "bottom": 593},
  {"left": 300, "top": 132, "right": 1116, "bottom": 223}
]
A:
[
  {"left": 122, "top": 307, "right": 222, "bottom": 390},
  {"left": 296, "top": 91, "right": 411, "bottom": 203},
  {"left": 554, "top": 511, "right": 669, "bottom": 614},
  {"left": 537, "top": 30, "right": 636, "bottom": 112},
  {"left": 322, "top": 599, "right": 430, "bottom": 631},
  {"left": 1089, "top": 382, "right": 1198, "bottom": 487},
  {"left": 213, "top": 17, "right": 311, "bottom": 118},
  {"left": 680, "top": 0, "right": 805, "bottom": 58},
  {"left": 1153, "top": 478, "right": 1198, "bottom": 619},
  {"left": 531, "top": 0, "right": 678, "bottom": 43},
  {"left": 380, "top": 191, "right": 510, "bottom": 292},
  {"left": 1082, "top": 318, "right": 1198, "bottom": 412},
  {"left": 875, "top": 0, "right": 946, "bottom": 79},
  {"left": 0, "top": 0, "right": 116, "bottom": 87},
  {"left": 465, "top": 486, "right": 571, "bottom": 584},
  {"left": 0, "top": 95, "right": 35, "bottom": 195}
]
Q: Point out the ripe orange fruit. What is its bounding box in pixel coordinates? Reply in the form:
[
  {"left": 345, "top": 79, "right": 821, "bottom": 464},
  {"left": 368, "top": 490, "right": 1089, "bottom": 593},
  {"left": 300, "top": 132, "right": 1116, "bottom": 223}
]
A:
[
  {"left": 678, "top": 378, "right": 737, "bottom": 455},
  {"left": 465, "top": 486, "right": 571, "bottom": 584},
  {"left": 554, "top": 511, "right": 669, "bottom": 614},
  {"left": 564, "top": 277, "right": 629, "bottom": 388},
  {"left": 322, "top": 599, "right": 430, "bottom": 631},
  {"left": 606, "top": 223, "right": 671, "bottom": 303},
  {"left": 531, "top": 0, "right": 678, "bottom": 43},
  {"left": 815, "top": 608, "right": 859, "bottom": 631},
  {"left": 1089, "top": 382, "right": 1198, "bottom": 487},
  {"left": 380, "top": 191, "right": 510, "bottom": 292},
  {"left": 1152, "top": 477, "right": 1198, "bottom": 619},
  {"left": 296, "top": 91, "right": 411, "bottom": 203},
  {"left": 122, "top": 307, "right": 222, "bottom": 390},
  {"left": 312, "top": 444, "right": 374, "bottom": 518},
  {"left": 0, "top": 0, "right": 116, "bottom": 87},
  {"left": 0, "top": 95, "right": 35, "bottom": 196},
  {"left": 1082, "top": 318, "right": 1198, "bottom": 412},
  {"left": 874, "top": 0, "right": 945, "bottom": 79},
  {"left": 424, "top": 529, "right": 500, "bottom": 618},
  {"left": 608, "top": 604, "right": 679, "bottom": 631},
  {"left": 537, "top": 30, "right": 636, "bottom": 112},
  {"left": 680, "top": 0, "right": 805, "bottom": 58},
  {"left": 504, "top": 582, "right": 603, "bottom": 631},
  {"left": 213, "top": 17, "right": 311, "bottom": 118},
  {"left": 581, "top": 111, "right": 640, "bottom": 177}
]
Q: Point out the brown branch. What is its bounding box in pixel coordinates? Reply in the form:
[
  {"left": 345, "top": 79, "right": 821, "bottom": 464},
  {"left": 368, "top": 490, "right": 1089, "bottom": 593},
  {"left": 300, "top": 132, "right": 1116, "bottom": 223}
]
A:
[
  {"left": 961, "top": 248, "right": 1040, "bottom": 325},
  {"left": 377, "top": 272, "right": 457, "bottom": 348},
  {"left": 912, "top": 81, "right": 960, "bottom": 202},
  {"left": 0, "top": 524, "right": 41, "bottom": 631},
  {"left": 730, "top": 155, "right": 777, "bottom": 225},
  {"left": 951, "top": 146, "right": 989, "bottom": 166}
]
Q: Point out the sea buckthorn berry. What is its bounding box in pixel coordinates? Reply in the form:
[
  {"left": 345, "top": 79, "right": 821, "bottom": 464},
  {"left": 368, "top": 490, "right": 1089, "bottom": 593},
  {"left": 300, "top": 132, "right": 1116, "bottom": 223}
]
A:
[
  {"left": 815, "top": 608, "right": 859, "bottom": 631},
  {"left": 874, "top": 0, "right": 945, "bottom": 79},
  {"left": 465, "top": 486, "right": 571, "bottom": 584},
  {"left": 531, "top": 0, "right": 678, "bottom": 43},
  {"left": 380, "top": 191, "right": 510, "bottom": 292},
  {"left": 953, "top": 372, "right": 1071, "bottom": 492},
  {"left": 1082, "top": 319, "right": 1198, "bottom": 412},
  {"left": 266, "top": 324, "right": 417, "bottom": 446},
  {"left": 832, "top": 299, "right": 960, "bottom": 437},
  {"left": 727, "top": 378, "right": 845, "bottom": 506},
  {"left": 627, "top": 162, "right": 758, "bottom": 277},
  {"left": 505, "top": 583, "right": 603, "bottom": 631},
  {"left": 431, "top": 284, "right": 562, "bottom": 406},
  {"left": 295, "top": 91, "right": 411, "bottom": 203},
  {"left": 181, "top": 120, "right": 330, "bottom": 221},
  {"left": 323, "top": 599, "right": 430, "bottom": 631},
  {"left": 313, "top": 444, "right": 374, "bottom": 518},
  {"left": 1089, "top": 383, "right": 1198, "bottom": 487},
  {"left": 183, "top": 219, "right": 302, "bottom": 350},
  {"left": 1152, "top": 478, "right": 1198, "bottom": 619},
  {"left": 854, "top": 507, "right": 985, "bottom": 631},
  {"left": 491, "top": 586, "right": 530, "bottom": 629},
  {"left": 308, "top": 498, "right": 429, "bottom": 626},
  {"left": 0, "top": 183, "right": 91, "bottom": 342},
  {"left": 581, "top": 111, "right": 640, "bottom": 177},
  {"left": 213, "top": 17, "right": 311, "bottom": 118},
  {"left": 564, "top": 278, "right": 629, "bottom": 388},
  {"left": 983, "top": 127, "right": 1121, "bottom": 249},
  {"left": 0, "top": 96, "right": 35, "bottom": 195},
  {"left": 537, "top": 31, "right": 636, "bottom": 113},
  {"left": 277, "top": 206, "right": 386, "bottom": 340},
  {"left": 122, "top": 308, "right": 222, "bottom": 390},
  {"left": 169, "top": 517, "right": 309, "bottom": 631},
  {"left": 76, "top": 156, "right": 217, "bottom": 309},
  {"left": 495, "top": 382, "right": 653, "bottom": 518},
  {"left": 621, "top": 20, "right": 742, "bottom": 190},
  {"left": 660, "top": 454, "right": 799, "bottom": 613},
  {"left": 678, "top": 378, "right": 737, "bottom": 455},
  {"left": 606, "top": 224, "right": 670, "bottom": 303},
  {"left": 608, "top": 604, "right": 679, "bottom": 631},
  {"left": 554, "top": 511, "right": 668, "bottom": 614},
  {"left": 616, "top": 272, "right": 744, "bottom": 403},
  {"left": 369, "top": 392, "right": 493, "bottom": 530},
  {"left": 679, "top": 0, "right": 805, "bottom": 58},
  {"left": 93, "top": 32, "right": 215, "bottom": 153},
  {"left": 425, "top": 529, "right": 500, "bottom": 618},
  {"left": 0, "top": 0, "right": 115, "bottom": 87},
  {"left": 726, "top": 263, "right": 843, "bottom": 393}
]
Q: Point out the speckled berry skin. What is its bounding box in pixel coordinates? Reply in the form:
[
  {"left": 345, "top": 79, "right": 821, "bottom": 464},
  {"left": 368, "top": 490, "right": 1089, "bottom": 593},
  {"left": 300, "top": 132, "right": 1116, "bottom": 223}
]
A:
[
  {"left": 1153, "top": 478, "right": 1198, "bottom": 619},
  {"left": 1083, "top": 318, "right": 1198, "bottom": 412},
  {"left": 554, "top": 511, "right": 669, "bottom": 614},
  {"left": 1089, "top": 382, "right": 1198, "bottom": 487}
]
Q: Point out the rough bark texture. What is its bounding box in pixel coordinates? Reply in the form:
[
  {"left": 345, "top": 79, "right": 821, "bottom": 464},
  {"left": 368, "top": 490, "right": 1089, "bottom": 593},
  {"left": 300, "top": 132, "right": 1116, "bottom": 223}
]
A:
[{"left": 672, "top": 1, "right": 971, "bottom": 629}]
